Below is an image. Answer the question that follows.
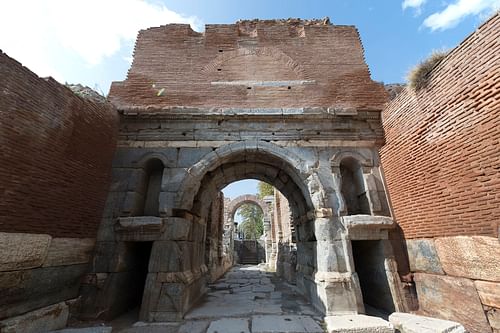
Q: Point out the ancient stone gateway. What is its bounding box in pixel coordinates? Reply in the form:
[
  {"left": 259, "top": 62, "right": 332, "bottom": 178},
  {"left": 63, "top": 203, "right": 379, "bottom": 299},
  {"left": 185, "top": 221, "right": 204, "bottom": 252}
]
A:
[
  {"left": 226, "top": 194, "right": 270, "bottom": 264},
  {"left": 81, "top": 19, "right": 406, "bottom": 322}
]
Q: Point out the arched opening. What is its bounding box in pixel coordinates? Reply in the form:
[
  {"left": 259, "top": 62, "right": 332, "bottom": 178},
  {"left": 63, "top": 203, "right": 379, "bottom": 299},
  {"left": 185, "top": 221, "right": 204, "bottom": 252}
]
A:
[
  {"left": 141, "top": 159, "right": 164, "bottom": 216},
  {"left": 232, "top": 202, "right": 265, "bottom": 265},
  {"left": 340, "top": 157, "right": 370, "bottom": 215},
  {"left": 178, "top": 146, "right": 315, "bottom": 301}
]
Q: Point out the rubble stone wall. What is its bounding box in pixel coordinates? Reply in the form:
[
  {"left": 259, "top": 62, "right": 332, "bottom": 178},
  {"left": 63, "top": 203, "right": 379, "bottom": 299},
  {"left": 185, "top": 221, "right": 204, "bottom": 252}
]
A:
[
  {"left": 380, "top": 13, "right": 500, "bottom": 333},
  {"left": 0, "top": 51, "right": 119, "bottom": 331}
]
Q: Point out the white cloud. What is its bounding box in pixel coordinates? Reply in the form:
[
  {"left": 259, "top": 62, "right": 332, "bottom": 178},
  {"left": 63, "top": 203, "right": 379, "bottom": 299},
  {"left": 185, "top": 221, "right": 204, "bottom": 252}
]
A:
[
  {"left": 402, "top": 0, "right": 427, "bottom": 11},
  {"left": 423, "top": 0, "right": 500, "bottom": 31},
  {"left": 0, "top": 0, "right": 201, "bottom": 81}
]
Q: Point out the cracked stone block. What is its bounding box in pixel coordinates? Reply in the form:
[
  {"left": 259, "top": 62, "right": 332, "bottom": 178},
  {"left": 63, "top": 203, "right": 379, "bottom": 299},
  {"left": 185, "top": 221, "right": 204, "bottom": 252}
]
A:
[
  {"left": 206, "top": 318, "right": 250, "bottom": 333},
  {"left": 325, "top": 315, "right": 394, "bottom": 333},
  {"left": 389, "top": 312, "right": 467, "bottom": 333},
  {"left": 252, "top": 315, "right": 323, "bottom": 333},
  {"left": 405, "top": 239, "right": 444, "bottom": 274}
]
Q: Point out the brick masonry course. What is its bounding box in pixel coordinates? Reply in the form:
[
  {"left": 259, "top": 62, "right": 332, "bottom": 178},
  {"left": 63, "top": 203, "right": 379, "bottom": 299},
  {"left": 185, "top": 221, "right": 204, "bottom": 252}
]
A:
[
  {"left": 380, "top": 13, "right": 500, "bottom": 239},
  {"left": 0, "top": 51, "right": 119, "bottom": 238}
]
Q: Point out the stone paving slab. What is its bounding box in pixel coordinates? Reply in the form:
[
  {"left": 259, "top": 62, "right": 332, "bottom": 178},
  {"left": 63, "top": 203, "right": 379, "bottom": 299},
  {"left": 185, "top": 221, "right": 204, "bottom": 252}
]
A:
[
  {"left": 206, "top": 318, "right": 250, "bottom": 333},
  {"left": 325, "top": 315, "right": 394, "bottom": 333},
  {"left": 251, "top": 315, "right": 323, "bottom": 333},
  {"left": 51, "top": 328, "right": 113, "bottom": 333},
  {"left": 178, "top": 320, "right": 210, "bottom": 333}
]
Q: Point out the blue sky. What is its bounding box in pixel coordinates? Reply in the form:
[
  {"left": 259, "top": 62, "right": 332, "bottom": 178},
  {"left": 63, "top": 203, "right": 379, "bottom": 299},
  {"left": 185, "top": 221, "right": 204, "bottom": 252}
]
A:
[
  {"left": 1, "top": 0, "right": 498, "bottom": 93},
  {"left": 1, "top": 0, "right": 498, "bottom": 199}
]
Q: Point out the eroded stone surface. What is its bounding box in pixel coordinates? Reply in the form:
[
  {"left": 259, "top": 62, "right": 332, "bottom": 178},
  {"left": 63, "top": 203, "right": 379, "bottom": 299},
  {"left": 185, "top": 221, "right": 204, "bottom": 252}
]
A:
[
  {"left": 0, "top": 232, "right": 52, "bottom": 271},
  {"left": 434, "top": 236, "right": 500, "bottom": 282},
  {"left": 325, "top": 314, "right": 394, "bottom": 333},
  {"left": 414, "top": 273, "right": 491, "bottom": 333},
  {"left": 43, "top": 238, "right": 96, "bottom": 267},
  {"left": 406, "top": 239, "right": 444, "bottom": 274},
  {"left": 389, "top": 312, "right": 466, "bottom": 333},
  {"left": 475, "top": 280, "right": 500, "bottom": 308},
  {"left": 0, "top": 301, "right": 69, "bottom": 333}
]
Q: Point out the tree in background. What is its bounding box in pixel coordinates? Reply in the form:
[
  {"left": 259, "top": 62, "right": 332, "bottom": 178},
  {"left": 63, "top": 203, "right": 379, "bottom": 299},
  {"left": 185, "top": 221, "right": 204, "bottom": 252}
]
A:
[
  {"left": 237, "top": 203, "right": 264, "bottom": 240},
  {"left": 257, "top": 181, "right": 274, "bottom": 199}
]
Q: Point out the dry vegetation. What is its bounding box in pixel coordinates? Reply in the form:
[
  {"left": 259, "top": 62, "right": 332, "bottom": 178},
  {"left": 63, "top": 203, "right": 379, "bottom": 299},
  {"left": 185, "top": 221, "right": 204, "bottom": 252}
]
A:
[{"left": 407, "top": 50, "right": 448, "bottom": 91}]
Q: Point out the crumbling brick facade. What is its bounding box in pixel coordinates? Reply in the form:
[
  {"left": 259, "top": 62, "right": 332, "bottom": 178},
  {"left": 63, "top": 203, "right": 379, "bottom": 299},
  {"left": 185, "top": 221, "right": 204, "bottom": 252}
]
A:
[
  {"left": 109, "top": 19, "right": 386, "bottom": 110},
  {"left": 0, "top": 52, "right": 119, "bottom": 238},
  {"left": 380, "top": 14, "right": 500, "bottom": 240},
  {"left": 0, "top": 51, "right": 118, "bottom": 331}
]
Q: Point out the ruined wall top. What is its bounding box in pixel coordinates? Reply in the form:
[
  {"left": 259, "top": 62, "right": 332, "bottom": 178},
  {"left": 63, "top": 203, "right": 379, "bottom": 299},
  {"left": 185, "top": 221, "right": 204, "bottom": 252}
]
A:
[{"left": 109, "top": 18, "right": 387, "bottom": 112}]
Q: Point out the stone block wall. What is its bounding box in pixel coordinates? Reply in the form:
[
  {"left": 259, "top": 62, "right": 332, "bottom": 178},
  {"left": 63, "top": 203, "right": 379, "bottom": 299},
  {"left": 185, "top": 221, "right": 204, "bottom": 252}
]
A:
[
  {"left": 0, "top": 51, "right": 118, "bottom": 331},
  {"left": 380, "top": 13, "right": 500, "bottom": 333},
  {"left": 273, "top": 190, "right": 297, "bottom": 284}
]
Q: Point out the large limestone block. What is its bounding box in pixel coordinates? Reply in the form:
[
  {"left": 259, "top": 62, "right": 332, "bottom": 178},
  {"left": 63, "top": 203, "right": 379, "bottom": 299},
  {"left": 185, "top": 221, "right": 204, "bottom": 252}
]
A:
[
  {"left": 406, "top": 239, "right": 444, "bottom": 274},
  {"left": 475, "top": 281, "right": 500, "bottom": 308},
  {"left": 252, "top": 315, "right": 323, "bottom": 333},
  {"left": 485, "top": 307, "right": 500, "bottom": 331},
  {"left": 0, "top": 301, "right": 69, "bottom": 333},
  {"left": 43, "top": 238, "right": 96, "bottom": 267},
  {"left": 434, "top": 236, "right": 500, "bottom": 281},
  {"left": 206, "top": 318, "right": 250, "bottom": 333},
  {"left": 414, "top": 273, "right": 491, "bottom": 333},
  {"left": 325, "top": 315, "right": 394, "bottom": 333},
  {"left": 0, "top": 264, "right": 87, "bottom": 319},
  {"left": 389, "top": 312, "right": 466, "bottom": 333},
  {"left": 0, "top": 232, "right": 51, "bottom": 271}
]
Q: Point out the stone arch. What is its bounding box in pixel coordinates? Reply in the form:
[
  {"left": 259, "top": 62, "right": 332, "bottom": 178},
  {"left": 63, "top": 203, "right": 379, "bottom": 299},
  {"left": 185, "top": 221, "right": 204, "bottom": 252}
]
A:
[
  {"left": 175, "top": 141, "right": 313, "bottom": 216},
  {"left": 202, "top": 47, "right": 310, "bottom": 79},
  {"left": 226, "top": 194, "right": 270, "bottom": 222}
]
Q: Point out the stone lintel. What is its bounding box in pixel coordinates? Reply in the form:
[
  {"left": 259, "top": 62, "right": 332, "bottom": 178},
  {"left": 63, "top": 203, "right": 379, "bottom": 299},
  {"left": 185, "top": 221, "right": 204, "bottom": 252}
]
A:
[
  {"left": 341, "top": 215, "right": 394, "bottom": 230},
  {"left": 120, "top": 106, "right": 382, "bottom": 118},
  {"left": 115, "top": 217, "right": 165, "bottom": 241},
  {"left": 117, "top": 139, "right": 382, "bottom": 149}
]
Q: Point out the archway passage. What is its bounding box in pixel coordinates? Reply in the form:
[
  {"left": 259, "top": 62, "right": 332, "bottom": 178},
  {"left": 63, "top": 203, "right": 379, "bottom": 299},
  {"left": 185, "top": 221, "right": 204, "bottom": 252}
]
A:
[
  {"left": 81, "top": 19, "right": 403, "bottom": 325},
  {"left": 133, "top": 142, "right": 324, "bottom": 322},
  {"left": 225, "top": 194, "right": 270, "bottom": 265}
]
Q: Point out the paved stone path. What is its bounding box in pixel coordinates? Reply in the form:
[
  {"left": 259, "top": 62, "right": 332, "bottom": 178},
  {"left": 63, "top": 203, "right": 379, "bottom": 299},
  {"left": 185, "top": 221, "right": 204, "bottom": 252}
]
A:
[{"left": 117, "top": 265, "right": 326, "bottom": 333}]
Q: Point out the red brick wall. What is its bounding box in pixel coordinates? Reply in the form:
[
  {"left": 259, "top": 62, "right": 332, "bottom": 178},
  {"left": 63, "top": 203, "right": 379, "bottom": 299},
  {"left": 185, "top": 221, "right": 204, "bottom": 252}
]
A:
[
  {"left": 380, "top": 13, "right": 500, "bottom": 239},
  {"left": 109, "top": 19, "right": 386, "bottom": 111},
  {"left": 0, "top": 51, "right": 119, "bottom": 238}
]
